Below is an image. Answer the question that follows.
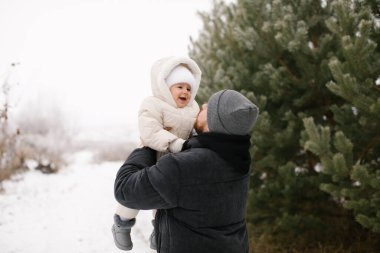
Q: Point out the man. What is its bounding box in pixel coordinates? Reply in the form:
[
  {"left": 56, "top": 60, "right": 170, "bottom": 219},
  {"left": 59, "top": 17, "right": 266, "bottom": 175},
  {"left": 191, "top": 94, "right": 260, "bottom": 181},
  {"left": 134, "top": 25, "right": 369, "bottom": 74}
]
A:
[{"left": 114, "top": 89, "right": 259, "bottom": 253}]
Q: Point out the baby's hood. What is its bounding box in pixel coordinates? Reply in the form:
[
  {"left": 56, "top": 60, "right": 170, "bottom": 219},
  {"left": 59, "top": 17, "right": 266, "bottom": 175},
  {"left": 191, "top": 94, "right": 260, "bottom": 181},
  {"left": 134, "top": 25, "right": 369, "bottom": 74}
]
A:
[{"left": 150, "top": 56, "right": 202, "bottom": 108}]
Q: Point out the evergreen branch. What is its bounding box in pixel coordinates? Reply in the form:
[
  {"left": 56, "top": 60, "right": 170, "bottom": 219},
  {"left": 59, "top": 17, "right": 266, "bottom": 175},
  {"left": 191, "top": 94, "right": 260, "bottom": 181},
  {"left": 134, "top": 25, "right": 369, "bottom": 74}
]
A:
[
  {"left": 324, "top": 110, "right": 337, "bottom": 127},
  {"left": 277, "top": 57, "right": 301, "bottom": 84},
  {"left": 358, "top": 134, "right": 380, "bottom": 162},
  {"left": 310, "top": 33, "right": 319, "bottom": 49}
]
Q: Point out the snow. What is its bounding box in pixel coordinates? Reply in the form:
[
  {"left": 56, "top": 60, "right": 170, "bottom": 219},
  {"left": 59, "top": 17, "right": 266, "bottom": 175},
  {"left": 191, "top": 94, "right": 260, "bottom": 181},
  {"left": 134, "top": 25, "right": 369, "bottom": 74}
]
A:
[{"left": 0, "top": 151, "right": 156, "bottom": 253}]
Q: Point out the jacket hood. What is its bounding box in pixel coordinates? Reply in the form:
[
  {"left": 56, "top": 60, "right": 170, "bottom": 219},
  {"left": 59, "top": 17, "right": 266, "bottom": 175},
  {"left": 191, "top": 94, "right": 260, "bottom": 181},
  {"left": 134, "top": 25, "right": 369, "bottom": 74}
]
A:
[{"left": 150, "top": 56, "right": 202, "bottom": 108}]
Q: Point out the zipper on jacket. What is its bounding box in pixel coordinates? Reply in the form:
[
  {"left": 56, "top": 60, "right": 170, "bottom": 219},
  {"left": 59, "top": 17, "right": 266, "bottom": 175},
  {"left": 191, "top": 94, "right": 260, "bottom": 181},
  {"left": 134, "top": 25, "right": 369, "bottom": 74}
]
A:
[
  {"left": 165, "top": 209, "right": 171, "bottom": 250},
  {"left": 155, "top": 209, "right": 172, "bottom": 252}
]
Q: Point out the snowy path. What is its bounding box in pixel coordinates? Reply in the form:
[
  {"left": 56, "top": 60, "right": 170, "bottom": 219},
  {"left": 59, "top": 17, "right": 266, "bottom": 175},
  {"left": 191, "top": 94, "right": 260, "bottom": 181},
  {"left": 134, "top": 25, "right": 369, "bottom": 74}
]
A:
[{"left": 0, "top": 151, "right": 156, "bottom": 253}]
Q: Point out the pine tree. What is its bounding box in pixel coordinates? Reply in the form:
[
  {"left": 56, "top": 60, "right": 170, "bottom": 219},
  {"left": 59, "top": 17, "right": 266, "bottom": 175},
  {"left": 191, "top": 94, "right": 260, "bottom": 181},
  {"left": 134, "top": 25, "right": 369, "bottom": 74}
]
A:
[
  {"left": 303, "top": 0, "right": 380, "bottom": 233},
  {"left": 190, "top": 0, "right": 380, "bottom": 248}
]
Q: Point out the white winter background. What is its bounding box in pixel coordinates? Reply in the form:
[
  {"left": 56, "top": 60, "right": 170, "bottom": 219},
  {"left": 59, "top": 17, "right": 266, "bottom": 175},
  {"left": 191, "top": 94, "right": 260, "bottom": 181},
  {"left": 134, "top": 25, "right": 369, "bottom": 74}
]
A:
[{"left": 0, "top": 0, "right": 233, "bottom": 252}]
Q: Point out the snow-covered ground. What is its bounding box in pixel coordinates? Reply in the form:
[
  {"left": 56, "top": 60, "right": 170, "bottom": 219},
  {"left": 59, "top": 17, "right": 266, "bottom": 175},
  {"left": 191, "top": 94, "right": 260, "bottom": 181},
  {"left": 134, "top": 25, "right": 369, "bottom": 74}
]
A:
[{"left": 0, "top": 151, "right": 156, "bottom": 253}]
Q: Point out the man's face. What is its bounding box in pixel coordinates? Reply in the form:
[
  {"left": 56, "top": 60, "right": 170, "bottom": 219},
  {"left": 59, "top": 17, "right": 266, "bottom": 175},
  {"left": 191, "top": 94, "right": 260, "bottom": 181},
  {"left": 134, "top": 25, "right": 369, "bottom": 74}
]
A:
[{"left": 194, "top": 103, "right": 209, "bottom": 134}]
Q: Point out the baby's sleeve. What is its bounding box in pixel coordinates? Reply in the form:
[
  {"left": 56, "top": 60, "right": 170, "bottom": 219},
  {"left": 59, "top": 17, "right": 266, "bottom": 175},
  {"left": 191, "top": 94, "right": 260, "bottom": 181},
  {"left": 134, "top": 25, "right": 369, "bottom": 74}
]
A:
[{"left": 138, "top": 97, "right": 178, "bottom": 152}]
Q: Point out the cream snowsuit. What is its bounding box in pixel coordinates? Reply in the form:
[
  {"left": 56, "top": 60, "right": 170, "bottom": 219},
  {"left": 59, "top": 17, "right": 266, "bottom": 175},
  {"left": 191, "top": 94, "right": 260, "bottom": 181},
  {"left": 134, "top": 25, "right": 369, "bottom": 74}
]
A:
[
  {"left": 138, "top": 56, "right": 201, "bottom": 154},
  {"left": 116, "top": 56, "right": 202, "bottom": 219}
]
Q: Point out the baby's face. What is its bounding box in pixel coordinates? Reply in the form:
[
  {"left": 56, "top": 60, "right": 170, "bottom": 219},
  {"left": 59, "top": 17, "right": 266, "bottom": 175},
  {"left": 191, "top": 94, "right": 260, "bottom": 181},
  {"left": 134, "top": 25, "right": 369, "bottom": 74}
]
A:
[{"left": 169, "top": 83, "right": 192, "bottom": 108}]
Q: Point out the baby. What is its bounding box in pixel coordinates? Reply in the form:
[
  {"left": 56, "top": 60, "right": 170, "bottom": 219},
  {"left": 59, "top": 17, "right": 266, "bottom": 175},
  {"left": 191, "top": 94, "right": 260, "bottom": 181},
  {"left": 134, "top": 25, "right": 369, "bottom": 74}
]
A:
[{"left": 112, "top": 56, "right": 201, "bottom": 251}]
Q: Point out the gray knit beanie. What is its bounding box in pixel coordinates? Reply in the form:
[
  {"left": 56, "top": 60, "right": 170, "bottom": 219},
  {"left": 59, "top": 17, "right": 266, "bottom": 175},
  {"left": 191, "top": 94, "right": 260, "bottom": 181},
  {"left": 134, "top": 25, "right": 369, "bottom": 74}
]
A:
[{"left": 207, "top": 89, "right": 259, "bottom": 135}]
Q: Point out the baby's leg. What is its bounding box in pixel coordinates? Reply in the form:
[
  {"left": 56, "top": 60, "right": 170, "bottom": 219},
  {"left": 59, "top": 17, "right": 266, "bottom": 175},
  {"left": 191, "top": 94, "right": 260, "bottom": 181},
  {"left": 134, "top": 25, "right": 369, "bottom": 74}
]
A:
[
  {"left": 112, "top": 203, "right": 139, "bottom": 251},
  {"left": 115, "top": 203, "right": 139, "bottom": 220}
]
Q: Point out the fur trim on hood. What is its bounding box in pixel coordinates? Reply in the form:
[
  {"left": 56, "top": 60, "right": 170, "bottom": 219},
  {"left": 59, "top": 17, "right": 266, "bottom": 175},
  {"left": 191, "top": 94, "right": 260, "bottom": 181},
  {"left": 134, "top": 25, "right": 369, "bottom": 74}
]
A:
[{"left": 150, "top": 56, "right": 202, "bottom": 108}]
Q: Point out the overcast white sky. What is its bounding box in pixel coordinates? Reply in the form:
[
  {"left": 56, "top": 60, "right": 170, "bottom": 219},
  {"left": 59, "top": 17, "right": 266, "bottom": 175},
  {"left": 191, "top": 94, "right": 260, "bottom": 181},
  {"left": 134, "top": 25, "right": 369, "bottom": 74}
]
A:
[{"left": 0, "top": 0, "right": 234, "bottom": 138}]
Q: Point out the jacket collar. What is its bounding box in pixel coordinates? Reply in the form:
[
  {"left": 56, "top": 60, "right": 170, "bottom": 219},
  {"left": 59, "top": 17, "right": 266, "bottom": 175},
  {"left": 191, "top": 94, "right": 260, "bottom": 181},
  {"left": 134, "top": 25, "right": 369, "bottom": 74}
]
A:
[{"left": 183, "top": 132, "right": 251, "bottom": 173}]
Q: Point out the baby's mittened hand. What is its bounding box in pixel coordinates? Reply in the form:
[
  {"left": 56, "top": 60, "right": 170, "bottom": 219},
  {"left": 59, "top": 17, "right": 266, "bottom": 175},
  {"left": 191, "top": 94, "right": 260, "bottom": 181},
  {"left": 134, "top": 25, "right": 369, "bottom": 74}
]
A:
[{"left": 169, "top": 138, "right": 185, "bottom": 153}]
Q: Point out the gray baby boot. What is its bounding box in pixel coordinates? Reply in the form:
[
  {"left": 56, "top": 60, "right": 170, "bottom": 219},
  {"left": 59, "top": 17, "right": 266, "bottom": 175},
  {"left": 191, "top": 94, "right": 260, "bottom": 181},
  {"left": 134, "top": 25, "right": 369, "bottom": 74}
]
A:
[
  {"left": 149, "top": 219, "right": 157, "bottom": 250},
  {"left": 112, "top": 214, "right": 136, "bottom": 251}
]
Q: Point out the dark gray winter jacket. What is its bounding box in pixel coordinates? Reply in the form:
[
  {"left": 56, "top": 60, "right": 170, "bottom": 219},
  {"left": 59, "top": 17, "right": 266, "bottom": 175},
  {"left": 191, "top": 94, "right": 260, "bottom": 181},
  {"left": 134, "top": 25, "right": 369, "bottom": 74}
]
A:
[{"left": 114, "top": 132, "right": 251, "bottom": 253}]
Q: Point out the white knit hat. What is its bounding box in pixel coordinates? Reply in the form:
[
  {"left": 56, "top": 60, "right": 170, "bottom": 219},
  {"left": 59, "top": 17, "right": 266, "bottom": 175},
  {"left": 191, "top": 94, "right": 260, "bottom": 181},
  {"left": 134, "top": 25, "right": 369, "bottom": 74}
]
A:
[{"left": 166, "top": 65, "right": 196, "bottom": 90}]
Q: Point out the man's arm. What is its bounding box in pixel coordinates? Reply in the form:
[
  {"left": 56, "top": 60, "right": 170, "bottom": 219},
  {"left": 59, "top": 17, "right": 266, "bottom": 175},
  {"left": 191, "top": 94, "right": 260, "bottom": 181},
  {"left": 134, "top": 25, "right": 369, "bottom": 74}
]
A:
[{"left": 114, "top": 147, "right": 179, "bottom": 210}]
